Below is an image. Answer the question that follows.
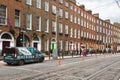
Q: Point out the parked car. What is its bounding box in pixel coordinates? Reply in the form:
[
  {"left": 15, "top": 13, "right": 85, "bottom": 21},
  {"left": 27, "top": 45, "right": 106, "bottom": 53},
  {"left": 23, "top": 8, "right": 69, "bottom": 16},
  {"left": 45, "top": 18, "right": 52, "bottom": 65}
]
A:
[{"left": 3, "top": 47, "right": 45, "bottom": 65}]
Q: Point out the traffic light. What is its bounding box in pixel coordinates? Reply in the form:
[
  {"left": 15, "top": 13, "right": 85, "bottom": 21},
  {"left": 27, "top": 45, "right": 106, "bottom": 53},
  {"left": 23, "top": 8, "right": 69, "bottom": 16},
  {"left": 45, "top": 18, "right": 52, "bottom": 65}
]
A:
[{"left": 19, "top": 32, "right": 23, "bottom": 42}]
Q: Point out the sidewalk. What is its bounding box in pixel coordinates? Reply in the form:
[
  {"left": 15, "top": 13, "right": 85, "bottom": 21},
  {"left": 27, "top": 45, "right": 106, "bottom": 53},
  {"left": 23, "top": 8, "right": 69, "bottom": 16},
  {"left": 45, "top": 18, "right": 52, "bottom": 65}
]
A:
[
  {"left": 0, "top": 56, "right": 3, "bottom": 60},
  {"left": 45, "top": 55, "right": 81, "bottom": 60}
]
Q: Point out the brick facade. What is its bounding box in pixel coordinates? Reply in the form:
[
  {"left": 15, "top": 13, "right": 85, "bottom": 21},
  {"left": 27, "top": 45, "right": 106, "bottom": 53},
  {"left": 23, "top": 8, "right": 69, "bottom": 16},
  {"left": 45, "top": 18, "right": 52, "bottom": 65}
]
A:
[{"left": 0, "top": 0, "right": 120, "bottom": 55}]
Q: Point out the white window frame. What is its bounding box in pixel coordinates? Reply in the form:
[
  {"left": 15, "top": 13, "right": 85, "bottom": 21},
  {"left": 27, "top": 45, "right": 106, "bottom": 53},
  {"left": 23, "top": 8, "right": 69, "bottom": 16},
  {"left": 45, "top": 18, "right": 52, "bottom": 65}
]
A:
[
  {"left": 65, "top": 25, "right": 68, "bottom": 34},
  {"left": 52, "top": 20, "right": 56, "bottom": 32},
  {"left": 59, "top": 40, "right": 63, "bottom": 51},
  {"left": 0, "top": 5, "right": 7, "bottom": 25},
  {"left": 26, "top": 0, "right": 32, "bottom": 5},
  {"left": 26, "top": 13, "right": 32, "bottom": 30},
  {"left": 65, "top": 1, "right": 69, "bottom": 7},
  {"left": 74, "top": 29, "right": 76, "bottom": 38},
  {"left": 59, "top": 8, "right": 63, "bottom": 18},
  {"left": 70, "top": 14, "right": 73, "bottom": 22},
  {"left": 74, "top": 16, "right": 77, "bottom": 23},
  {"left": 59, "top": 0, "right": 63, "bottom": 4},
  {"left": 65, "top": 11, "right": 68, "bottom": 19},
  {"left": 45, "top": 18, "right": 49, "bottom": 32},
  {"left": 52, "top": 5, "right": 56, "bottom": 14},
  {"left": 36, "top": 16, "right": 41, "bottom": 31},
  {"left": 15, "top": 9, "right": 20, "bottom": 27},
  {"left": 45, "top": 1, "right": 49, "bottom": 12},
  {"left": 36, "top": 0, "right": 41, "bottom": 9},
  {"left": 59, "top": 23, "right": 63, "bottom": 33}
]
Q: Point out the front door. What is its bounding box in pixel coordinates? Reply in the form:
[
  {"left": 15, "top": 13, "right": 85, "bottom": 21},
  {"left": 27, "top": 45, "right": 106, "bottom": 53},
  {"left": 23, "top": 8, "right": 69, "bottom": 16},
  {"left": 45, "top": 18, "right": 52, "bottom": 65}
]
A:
[
  {"left": 34, "top": 43, "right": 38, "bottom": 49},
  {"left": 2, "top": 41, "right": 10, "bottom": 55}
]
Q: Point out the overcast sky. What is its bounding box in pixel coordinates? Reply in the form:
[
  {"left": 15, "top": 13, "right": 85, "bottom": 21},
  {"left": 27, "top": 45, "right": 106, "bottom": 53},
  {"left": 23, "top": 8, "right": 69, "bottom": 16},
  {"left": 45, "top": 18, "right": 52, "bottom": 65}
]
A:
[{"left": 77, "top": 0, "right": 120, "bottom": 23}]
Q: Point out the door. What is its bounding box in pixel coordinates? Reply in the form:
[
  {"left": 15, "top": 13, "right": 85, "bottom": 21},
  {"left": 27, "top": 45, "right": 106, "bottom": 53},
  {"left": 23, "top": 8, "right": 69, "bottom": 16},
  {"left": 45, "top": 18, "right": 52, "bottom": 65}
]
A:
[
  {"left": 34, "top": 43, "right": 38, "bottom": 49},
  {"left": 2, "top": 41, "right": 10, "bottom": 55}
]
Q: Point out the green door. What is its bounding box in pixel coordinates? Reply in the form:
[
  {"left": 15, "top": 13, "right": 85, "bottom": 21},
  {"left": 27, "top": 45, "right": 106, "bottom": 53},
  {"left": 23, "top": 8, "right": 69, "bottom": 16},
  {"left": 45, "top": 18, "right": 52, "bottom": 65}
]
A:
[{"left": 52, "top": 43, "right": 55, "bottom": 51}]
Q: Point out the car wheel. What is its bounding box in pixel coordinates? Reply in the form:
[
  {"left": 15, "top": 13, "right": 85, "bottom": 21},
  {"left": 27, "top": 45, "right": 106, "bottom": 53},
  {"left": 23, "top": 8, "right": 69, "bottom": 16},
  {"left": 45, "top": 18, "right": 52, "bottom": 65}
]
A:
[
  {"left": 19, "top": 60, "right": 24, "bottom": 65},
  {"left": 7, "top": 62, "right": 12, "bottom": 65},
  {"left": 39, "top": 57, "right": 44, "bottom": 62}
]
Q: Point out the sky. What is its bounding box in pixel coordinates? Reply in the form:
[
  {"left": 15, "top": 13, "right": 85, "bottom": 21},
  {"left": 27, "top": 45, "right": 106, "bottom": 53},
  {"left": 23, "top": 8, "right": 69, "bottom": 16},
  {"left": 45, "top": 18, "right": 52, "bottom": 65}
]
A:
[{"left": 77, "top": 0, "right": 120, "bottom": 23}]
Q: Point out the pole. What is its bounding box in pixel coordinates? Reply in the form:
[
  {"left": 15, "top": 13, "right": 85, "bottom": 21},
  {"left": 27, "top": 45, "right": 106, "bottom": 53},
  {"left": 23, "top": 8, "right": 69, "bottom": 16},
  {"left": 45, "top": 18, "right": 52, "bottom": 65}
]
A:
[{"left": 56, "top": 10, "right": 60, "bottom": 58}]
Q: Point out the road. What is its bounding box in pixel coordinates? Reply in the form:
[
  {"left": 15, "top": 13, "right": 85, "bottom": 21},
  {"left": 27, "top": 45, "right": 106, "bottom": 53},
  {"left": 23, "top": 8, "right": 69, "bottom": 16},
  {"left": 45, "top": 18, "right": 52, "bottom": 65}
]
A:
[{"left": 0, "top": 54, "right": 120, "bottom": 80}]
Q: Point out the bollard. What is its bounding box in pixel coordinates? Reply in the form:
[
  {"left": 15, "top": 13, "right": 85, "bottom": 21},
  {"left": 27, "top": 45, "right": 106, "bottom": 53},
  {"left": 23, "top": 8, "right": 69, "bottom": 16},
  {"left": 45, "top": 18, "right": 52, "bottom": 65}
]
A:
[
  {"left": 95, "top": 54, "right": 97, "bottom": 59},
  {"left": 58, "top": 56, "right": 61, "bottom": 66},
  {"left": 81, "top": 55, "right": 84, "bottom": 61}
]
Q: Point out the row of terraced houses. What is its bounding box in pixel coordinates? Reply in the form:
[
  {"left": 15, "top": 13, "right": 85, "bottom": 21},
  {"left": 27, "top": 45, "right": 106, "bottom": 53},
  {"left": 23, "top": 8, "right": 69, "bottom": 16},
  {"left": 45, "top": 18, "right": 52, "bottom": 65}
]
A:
[{"left": 0, "top": 0, "right": 120, "bottom": 55}]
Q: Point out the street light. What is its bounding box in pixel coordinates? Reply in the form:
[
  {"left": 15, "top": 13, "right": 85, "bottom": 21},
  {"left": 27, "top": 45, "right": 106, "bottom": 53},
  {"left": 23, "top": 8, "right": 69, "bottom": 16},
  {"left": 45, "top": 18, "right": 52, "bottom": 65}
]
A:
[
  {"left": 107, "top": 33, "right": 110, "bottom": 53},
  {"left": 52, "top": 10, "right": 60, "bottom": 59}
]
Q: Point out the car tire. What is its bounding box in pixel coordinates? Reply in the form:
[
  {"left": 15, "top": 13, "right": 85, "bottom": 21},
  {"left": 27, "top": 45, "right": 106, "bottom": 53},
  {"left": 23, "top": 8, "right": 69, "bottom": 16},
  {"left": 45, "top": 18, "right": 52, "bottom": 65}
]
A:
[
  {"left": 7, "top": 62, "right": 12, "bottom": 65},
  {"left": 19, "top": 60, "right": 24, "bottom": 65},
  {"left": 39, "top": 57, "right": 44, "bottom": 62}
]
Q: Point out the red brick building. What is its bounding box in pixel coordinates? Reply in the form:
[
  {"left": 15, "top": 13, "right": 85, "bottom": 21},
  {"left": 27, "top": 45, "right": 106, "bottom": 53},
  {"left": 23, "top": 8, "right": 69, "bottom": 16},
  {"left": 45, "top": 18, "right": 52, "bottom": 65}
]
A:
[{"left": 0, "top": 0, "right": 119, "bottom": 55}]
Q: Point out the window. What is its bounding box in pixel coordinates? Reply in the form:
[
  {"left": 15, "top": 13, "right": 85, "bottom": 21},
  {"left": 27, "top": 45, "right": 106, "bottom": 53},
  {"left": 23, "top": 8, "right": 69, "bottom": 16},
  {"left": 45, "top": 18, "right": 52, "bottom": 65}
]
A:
[
  {"left": 65, "top": 2, "right": 69, "bottom": 7},
  {"left": 70, "top": 28, "right": 73, "bottom": 37},
  {"left": 59, "top": 40, "right": 62, "bottom": 51},
  {"left": 65, "top": 41, "right": 68, "bottom": 51},
  {"left": 59, "top": 0, "right": 63, "bottom": 4},
  {"left": 81, "top": 31, "right": 83, "bottom": 37},
  {"left": 36, "top": 16, "right": 41, "bottom": 31},
  {"left": 78, "top": 30, "right": 80, "bottom": 39},
  {"left": 26, "top": 13, "right": 32, "bottom": 30},
  {"left": 45, "top": 19, "right": 49, "bottom": 32},
  {"left": 0, "top": 5, "right": 7, "bottom": 25},
  {"left": 36, "top": 0, "right": 41, "bottom": 8},
  {"left": 81, "top": 20, "right": 83, "bottom": 26},
  {"left": 45, "top": 1, "right": 49, "bottom": 12},
  {"left": 59, "top": 23, "right": 63, "bottom": 33},
  {"left": 74, "top": 17, "right": 77, "bottom": 23},
  {"left": 15, "top": 9, "right": 20, "bottom": 27},
  {"left": 45, "top": 39, "right": 49, "bottom": 51},
  {"left": 52, "top": 5, "right": 56, "bottom": 14},
  {"left": 70, "top": 14, "right": 73, "bottom": 22},
  {"left": 26, "top": 0, "right": 32, "bottom": 5},
  {"left": 65, "top": 25, "right": 68, "bottom": 34},
  {"left": 74, "top": 29, "right": 76, "bottom": 38},
  {"left": 78, "top": 9, "right": 80, "bottom": 14},
  {"left": 59, "top": 8, "right": 63, "bottom": 18},
  {"left": 84, "top": 32, "right": 86, "bottom": 38},
  {"left": 52, "top": 20, "right": 56, "bottom": 32},
  {"left": 78, "top": 18, "right": 80, "bottom": 25},
  {"left": 70, "top": 5, "right": 73, "bottom": 10},
  {"left": 74, "top": 7, "right": 77, "bottom": 12},
  {"left": 65, "top": 11, "right": 68, "bottom": 19}
]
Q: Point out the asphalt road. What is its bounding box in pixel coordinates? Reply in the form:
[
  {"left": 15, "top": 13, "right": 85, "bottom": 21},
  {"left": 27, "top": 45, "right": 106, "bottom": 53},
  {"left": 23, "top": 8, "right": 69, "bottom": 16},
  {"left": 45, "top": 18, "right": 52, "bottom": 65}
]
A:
[{"left": 0, "top": 54, "right": 120, "bottom": 80}]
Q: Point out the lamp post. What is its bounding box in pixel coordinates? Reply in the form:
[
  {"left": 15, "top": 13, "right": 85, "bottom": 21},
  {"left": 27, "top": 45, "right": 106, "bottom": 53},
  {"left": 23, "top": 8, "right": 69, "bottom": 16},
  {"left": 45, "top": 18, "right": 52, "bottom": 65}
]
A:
[
  {"left": 53, "top": 10, "right": 60, "bottom": 59},
  {"left": 107, "top": 33, "right": 110, "bottom": 53}
]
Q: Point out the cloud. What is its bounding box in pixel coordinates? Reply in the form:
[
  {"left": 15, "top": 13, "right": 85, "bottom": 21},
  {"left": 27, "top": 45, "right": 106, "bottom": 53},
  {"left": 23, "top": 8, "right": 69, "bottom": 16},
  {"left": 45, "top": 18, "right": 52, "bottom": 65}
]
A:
[{"left": 77, "top": 0, "right": 120, "bottom": 23}]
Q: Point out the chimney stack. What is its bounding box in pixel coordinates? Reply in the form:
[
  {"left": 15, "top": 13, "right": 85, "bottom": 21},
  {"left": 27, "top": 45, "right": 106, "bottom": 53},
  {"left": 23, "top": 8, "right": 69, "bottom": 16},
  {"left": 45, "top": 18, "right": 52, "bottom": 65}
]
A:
[
  {"left": 93, "top": 13, "right": 99, "bottom": 18},
  {"left": 79, "top": 4, "right": 85, "bottom": 10}
]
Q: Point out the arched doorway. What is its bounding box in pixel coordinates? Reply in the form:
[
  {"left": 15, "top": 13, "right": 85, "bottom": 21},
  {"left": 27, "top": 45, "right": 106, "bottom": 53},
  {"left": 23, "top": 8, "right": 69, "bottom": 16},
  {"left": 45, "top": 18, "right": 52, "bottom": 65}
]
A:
[
  {"left": 16, "top": 33, "right": 30, "bottom": 47},
  {"left": 0, "top": 32, "right": 14, "bottom": 55},
  {"left": 51, "top": 38, "right": 56, "bottom": 51},
  {"left": 32, "top": 37, "right": 41, "bottom": 51}
]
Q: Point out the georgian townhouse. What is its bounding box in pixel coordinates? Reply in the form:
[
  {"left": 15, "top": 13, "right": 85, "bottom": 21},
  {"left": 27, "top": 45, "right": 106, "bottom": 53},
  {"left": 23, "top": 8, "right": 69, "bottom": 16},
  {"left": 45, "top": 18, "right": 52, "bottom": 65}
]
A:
[{"left": 0, "top": 0, "right": 119, "bottom": 56}]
